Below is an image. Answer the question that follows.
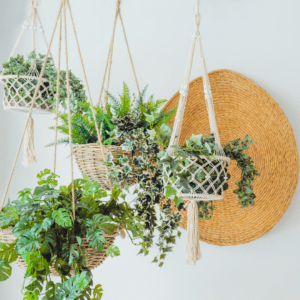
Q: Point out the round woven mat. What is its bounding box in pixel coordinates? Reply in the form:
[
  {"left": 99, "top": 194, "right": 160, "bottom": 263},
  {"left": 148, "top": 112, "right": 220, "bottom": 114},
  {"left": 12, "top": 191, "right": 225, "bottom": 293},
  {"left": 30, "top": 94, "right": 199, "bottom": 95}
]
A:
[{"left": 164, "top": 69, "right": 299, "bottom": 246}]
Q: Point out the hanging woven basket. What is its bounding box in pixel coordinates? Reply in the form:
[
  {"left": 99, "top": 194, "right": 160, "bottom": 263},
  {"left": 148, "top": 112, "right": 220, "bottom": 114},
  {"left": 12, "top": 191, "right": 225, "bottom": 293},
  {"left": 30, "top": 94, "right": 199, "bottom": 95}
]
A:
[
  {"left": 0, "top": 74, "right": 53, "bottom": 113},
  {"left": 73, "top": 144, "right": 137, "bottom": 190},
  {"left": 162, "top": 0, "right": 231, "bottom": 265},
  {"left": 72, "top": 0, "right": 140, "bottom": 190},
  {"left": 0, "top": 227, "right": 119, "bottom": 276},
  {"left": 163, "top": 154, "right": 230, "bottom": 201}
]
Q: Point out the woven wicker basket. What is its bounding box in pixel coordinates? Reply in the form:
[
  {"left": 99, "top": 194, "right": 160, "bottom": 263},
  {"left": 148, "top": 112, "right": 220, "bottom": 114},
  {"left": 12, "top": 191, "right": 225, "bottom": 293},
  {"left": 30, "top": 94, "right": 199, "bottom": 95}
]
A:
[
  {"left": 73, "top": 144, "right": 137, "bottom": 190},
  {"left": 163, "top": 154, "right": 230, "bottom": 201},
  {"left": 164, "top": 69, "right": 299, "bottom": 246},
  {"left": 0, "top": 75, "right": 53, "bottom": 114},
  {"left": 0, "top": 228, "right": 118, "bottom": 276}
]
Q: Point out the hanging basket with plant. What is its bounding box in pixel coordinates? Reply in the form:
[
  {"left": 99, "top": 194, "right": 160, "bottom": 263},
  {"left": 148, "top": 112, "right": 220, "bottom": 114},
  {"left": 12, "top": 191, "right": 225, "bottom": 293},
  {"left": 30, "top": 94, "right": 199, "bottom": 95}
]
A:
[
  {"left": 49, "top": 0, "right": 177, "bottom": 190},
  {"left": 0, "top": 0, "right": 146, "bottom": 298},
  {"left": 0, "top": 0, "right": 88, "bottom": 169},
  {"left": 160, "top": 0, "right": 260, "bottom": 265}
]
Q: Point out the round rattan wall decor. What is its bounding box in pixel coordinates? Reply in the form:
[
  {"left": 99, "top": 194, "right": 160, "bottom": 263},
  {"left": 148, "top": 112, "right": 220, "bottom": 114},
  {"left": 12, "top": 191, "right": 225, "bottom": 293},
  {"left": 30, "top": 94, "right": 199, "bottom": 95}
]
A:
[{"left": 163, "top": 69, "right": 299, "bottom": 246}]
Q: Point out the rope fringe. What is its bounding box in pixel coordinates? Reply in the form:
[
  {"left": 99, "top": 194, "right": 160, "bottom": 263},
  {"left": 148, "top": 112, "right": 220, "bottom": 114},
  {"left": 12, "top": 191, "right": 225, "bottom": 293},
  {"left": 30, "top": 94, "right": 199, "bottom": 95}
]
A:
[
  {"left": 22, "top": 115, "right": 37, "bottom": 168},
  {"left": 185, "top": 201, "right": 202, "bottom": 265}
]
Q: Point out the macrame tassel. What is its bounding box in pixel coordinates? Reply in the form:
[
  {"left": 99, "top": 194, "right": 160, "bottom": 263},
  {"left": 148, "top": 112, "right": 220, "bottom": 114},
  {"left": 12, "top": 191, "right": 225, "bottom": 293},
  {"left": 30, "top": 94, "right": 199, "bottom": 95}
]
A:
[
  {"left": 185, "top": 201, "right": 202, "bottom": 265},
  {"left": 120, "top": 228, "right": 126, "bottom": 239},
  {"left": 22, "top": 115, "right": 37, "bottom": 167}
]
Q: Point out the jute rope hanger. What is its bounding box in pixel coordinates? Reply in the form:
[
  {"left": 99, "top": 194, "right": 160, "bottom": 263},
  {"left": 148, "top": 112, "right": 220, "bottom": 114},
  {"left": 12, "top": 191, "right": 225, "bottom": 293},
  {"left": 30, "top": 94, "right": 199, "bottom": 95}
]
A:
[
  {"left": 97, "top": 0, "right": 140, "bottom": 110},
  {"left": 0, "top": 0, "right": 102, "bottom": 219},
  {"left": 165, "top": 0, "right": 229, "bottom": 265}
]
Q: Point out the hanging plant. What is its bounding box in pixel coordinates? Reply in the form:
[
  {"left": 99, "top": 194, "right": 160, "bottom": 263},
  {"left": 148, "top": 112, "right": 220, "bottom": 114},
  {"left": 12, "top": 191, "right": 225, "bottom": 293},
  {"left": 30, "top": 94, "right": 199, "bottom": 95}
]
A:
[
  {"left": 1, "top": 51, "right": 88, "bottom": 113},
  {"left": 0, "top": 169, "right": 144, "bottom": 299},
  {"left": 103, "top": 113, "right": 183, "bottom": 268},
  {"left": 160, "top": 130, "right": 260, "bottom": 217},
  {"left": 48, "top": 83, "right": 177, "bottom": 190}
]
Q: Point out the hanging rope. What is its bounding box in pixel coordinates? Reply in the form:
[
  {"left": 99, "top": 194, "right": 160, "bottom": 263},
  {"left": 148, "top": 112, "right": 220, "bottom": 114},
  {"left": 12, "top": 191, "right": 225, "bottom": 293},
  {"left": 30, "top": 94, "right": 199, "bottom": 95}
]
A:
[
  {"left": 63, "top": 0, "right": 76, "bottom": 219},
  {"left": 97, "top": 0, "right": 140, "bottom": 109},
  {"left": 66, "top": 0, "right": 112, "bottom": 190},
  {"left": 0, "top": 0, "right": 64, "bottom": 211},
  {"left": 53, "top": 14, "right": 63, "bottom": 174},
  {"left": 165, "top": 0, "right": 227, "bottom": 265}
]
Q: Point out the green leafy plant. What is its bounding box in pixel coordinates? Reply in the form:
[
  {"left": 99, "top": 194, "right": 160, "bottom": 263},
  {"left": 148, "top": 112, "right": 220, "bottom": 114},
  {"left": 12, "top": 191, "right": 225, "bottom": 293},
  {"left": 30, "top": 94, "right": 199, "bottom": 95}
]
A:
[
  {"left": 48, "top": 83, "right": 177, "bottom": 146},
  {"left": 0, "top": 169, "right": 144, "bottom": 299},
  {"left": 103, "top": 111, "right": 182, "bottom": 268},
  {"left": 1, "top": 51, "right": 87, "bottom": 112},
  {"left": 160, "top": 130, "right": 260, "bottom": 220}
]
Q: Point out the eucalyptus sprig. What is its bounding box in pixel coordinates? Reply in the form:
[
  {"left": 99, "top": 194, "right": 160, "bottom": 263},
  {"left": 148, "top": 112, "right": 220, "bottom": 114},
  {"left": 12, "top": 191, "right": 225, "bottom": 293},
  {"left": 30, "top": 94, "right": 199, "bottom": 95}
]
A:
[{"left": 1, "top": 51, "right": 87, "bottom": 112}]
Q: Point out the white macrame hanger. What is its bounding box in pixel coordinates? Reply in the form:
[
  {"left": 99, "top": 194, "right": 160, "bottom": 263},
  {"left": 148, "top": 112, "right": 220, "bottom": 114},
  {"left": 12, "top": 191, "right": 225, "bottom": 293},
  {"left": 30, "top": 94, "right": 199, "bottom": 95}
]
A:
[
  {"left": 167, "top": 0, "right": 226, "bottom": 265},
  {"left": 1, "top": 0, "right": 55, "bottom": 167}
]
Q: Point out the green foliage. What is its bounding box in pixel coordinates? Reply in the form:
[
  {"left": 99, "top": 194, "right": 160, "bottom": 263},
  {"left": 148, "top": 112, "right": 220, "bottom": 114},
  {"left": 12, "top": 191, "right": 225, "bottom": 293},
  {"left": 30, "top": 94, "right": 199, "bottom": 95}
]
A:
[
  {"left": 0, "top": 169, "right": 144, "bottom": 299},
  {"left": 1, "top": 51, "right": 87, "bottom": 112},
  {"left": 159, "top": 129, "right": 260, "bottom": 219},
  {"left": 103, "top": 118, "right": 182, "bottom": 267},
  {"left": 0, "top": 259, "right": 11, "bottom": 282},
  {"left": 48, "top": 83, "right": 177, "bottom": 147},
  {"left": 223, "top": 135, "right": 260, "bottom": 208}
]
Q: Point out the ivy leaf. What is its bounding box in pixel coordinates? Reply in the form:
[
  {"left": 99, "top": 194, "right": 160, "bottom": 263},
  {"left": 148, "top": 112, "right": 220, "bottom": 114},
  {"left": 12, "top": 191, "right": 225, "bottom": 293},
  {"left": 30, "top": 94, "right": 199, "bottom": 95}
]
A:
[
  {"left": 52, "top": 208, "right": 72, "bottom": 227},
  {"left": 0, "top": 259, "right": 11, "bottom": 281},
  {"left": 16, "top": 231, "right": 39, "bottom": 254},
  {"left": 173, "top": 196, "right": 184, "bottom": 208},
  {"left": 69, "top": 244, "right": 80, "bottom": 265},
  {"left": 106, "top": 245, "right": 120, "bottom": 258},
  {"left": 165, "top": 186, "right": 177, "bottom": 198},
  {"left": 0, "top": 242, "right": 18, "bottom": 263},
  {"left": 30, "top": 218, "right": 54, "bottom": 235}
]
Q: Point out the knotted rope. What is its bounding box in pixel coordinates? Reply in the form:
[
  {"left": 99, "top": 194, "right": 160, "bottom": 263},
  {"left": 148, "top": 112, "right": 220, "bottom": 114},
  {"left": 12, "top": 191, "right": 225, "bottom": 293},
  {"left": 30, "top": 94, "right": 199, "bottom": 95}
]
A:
[
  {"left": 97, "top": 0, "right": 140, "bottom": 110},
  {"left": 166, "top": 0, "right": 227, "bottom": 265}
]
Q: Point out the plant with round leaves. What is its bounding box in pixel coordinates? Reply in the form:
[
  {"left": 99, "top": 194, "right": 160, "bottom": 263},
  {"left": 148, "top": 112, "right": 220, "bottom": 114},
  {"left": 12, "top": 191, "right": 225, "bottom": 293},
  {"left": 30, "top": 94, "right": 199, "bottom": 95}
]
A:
[{"left": 0, "top": 169, "right": 144, "bottom": 299}]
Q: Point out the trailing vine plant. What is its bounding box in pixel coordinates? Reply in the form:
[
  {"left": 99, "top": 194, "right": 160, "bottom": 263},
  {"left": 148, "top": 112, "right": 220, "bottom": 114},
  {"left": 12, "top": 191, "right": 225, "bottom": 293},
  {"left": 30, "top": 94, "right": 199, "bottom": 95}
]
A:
[
  {"left": 159, "top": 129, "right": 260, "bottom": 220},
  {"left": 0, "top": 169, "right": 144, "bottom": 299}
]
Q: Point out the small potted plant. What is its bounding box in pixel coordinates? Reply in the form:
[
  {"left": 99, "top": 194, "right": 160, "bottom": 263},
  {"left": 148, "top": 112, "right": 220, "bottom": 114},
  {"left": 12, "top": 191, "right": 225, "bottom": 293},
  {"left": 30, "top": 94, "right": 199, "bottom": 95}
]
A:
[
  {"left": 0, "top": 169, "right": 144, "bottom": 299},
  {"left": 49, "top": 83, "right": 177, "bottom": 190},
  {"left": 0, "top": 51, "right": 87, "bottom": 113}
]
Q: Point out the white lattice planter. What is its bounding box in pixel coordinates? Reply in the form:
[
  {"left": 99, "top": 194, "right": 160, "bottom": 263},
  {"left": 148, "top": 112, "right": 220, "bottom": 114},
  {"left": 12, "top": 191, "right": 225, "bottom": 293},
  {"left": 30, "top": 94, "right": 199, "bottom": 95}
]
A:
[
  {"left": 0, "top": 75, "right": 53, "bottom": 113},
  {"left": 163, "top": 155, "right": 230, "bottom": 201}
]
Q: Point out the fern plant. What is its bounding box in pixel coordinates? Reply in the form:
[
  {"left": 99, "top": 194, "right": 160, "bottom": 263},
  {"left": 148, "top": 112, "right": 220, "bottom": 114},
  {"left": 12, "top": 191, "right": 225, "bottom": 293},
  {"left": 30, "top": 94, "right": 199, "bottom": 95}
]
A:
[{"left": 48, "top": 83, "right": 177, "bottom": 147}]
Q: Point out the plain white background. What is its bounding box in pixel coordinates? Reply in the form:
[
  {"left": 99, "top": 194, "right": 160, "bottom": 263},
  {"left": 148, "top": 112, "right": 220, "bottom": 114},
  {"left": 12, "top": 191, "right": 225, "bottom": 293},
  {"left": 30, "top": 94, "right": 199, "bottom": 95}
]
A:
[{"left": 0, "top": 0, "right": 300, "bottom": 299}]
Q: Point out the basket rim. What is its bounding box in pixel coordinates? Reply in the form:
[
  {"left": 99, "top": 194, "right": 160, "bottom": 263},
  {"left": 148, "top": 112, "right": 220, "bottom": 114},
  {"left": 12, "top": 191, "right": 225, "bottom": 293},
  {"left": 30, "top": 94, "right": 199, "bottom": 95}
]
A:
[{"left": 0, "top": 74, "right": 49, "bottom": 83}]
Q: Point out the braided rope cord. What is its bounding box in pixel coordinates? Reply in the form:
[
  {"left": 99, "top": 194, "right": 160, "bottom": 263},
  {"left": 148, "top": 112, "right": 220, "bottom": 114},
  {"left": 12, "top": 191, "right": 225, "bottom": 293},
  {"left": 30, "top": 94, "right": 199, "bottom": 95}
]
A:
[{"left": 168, "top": 0, "right": 225, "bottom": 156}]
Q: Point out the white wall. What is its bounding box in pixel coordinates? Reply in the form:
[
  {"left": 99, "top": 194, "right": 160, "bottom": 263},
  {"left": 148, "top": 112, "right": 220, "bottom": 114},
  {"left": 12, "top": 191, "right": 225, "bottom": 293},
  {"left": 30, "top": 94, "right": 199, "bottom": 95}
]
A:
[{"left": 1, "top": 0, "right": 300, "bottom": 299}]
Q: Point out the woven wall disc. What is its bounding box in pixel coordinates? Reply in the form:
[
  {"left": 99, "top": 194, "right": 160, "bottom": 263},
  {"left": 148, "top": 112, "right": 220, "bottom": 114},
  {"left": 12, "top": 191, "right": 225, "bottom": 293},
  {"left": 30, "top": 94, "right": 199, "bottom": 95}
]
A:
[{"left": 163, "top": 69, "right": 299, "bottom": 246}]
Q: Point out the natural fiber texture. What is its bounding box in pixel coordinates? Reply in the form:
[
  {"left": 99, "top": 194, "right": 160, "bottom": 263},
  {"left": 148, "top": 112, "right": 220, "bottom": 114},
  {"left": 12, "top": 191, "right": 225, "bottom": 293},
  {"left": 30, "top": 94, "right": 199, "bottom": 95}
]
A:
[
  {"left": 0, "top": 75, "right": 53, "bottom": 113},
  {"left": 0, "top": 228, "right": 119, "bottom": 276},
  {"left": 163, "top": 69, "right": 299, "bottom": 246},
  {"left": 185, "top": 201, "right": 202, "bottom": 265},
  {"left": 22, "top": 114, "right": 37, "bottom": 167},
  {"left": 73, "top": 144, "right": 137, "bottom": 190}
]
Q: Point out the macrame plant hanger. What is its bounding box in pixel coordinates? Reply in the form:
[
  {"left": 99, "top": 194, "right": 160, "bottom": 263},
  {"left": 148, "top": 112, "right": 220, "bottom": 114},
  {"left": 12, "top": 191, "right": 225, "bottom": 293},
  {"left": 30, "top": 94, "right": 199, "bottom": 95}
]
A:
[
  {"left": 0, "top": 0, "right": 54, "bottom": 168},
  {"left": 166, "top": 0, "right": 230, "bottom": 265}
]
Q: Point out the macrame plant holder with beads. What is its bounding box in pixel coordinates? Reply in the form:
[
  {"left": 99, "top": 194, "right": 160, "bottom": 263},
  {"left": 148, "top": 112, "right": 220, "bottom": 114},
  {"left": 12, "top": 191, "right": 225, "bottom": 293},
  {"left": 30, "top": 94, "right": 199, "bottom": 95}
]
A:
[
  {"left": 72, "top": 0, "right": 140, "bottom": 190},
  {"left": 0, "top": 1, "right": 55, "bottom": 167},
  {"left": 163, "top": 0, "right": 230, "bottom": 265},
  {"left": 0, "top": 0, "right": 123, "bottom": 275}
]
